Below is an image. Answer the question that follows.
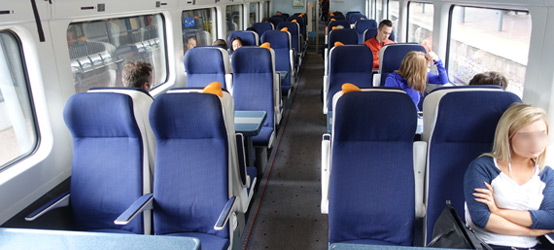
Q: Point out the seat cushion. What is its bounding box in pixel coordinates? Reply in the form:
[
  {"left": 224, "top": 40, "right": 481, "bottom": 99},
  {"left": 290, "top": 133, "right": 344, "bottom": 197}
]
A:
[
  {"left": 166, "top": 232, "right": 229, "bottom": 250},
  {"left": 253, "top": 126, "right": 273, "bottom": 146}
]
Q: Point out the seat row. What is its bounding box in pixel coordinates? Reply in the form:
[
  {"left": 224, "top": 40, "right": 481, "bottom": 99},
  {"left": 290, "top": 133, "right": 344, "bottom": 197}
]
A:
[
  {"left": 321, "top": 85, "right": 522, "bottom": 246},
  {"left": 26, "top": 86, "right": 260, "bottom": 250}
]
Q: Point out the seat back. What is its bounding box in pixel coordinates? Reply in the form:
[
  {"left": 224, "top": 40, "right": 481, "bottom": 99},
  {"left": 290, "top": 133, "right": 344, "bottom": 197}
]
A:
[
  {"left": 149, "top": 89, "right": 242, "bottom": 238},
  {"left": 327, "top": 45, "right": 373, "bottom": 113},
  {"left": 63, "top": 92, "right": 145, "bottom": 234},
  {"left": 422, "top": 87, "right": 522, "bottom": 243},
  {"left": 362, "top": 28, "right": 378, "bottom": 43},
  {"left": 345, "top": 11, "right": 361, "bottom": 22},
  {"left": 183, "top": 47, "right": 232, "bottom": 89},
  {"left": 252, "top": 22, "right": 274, "bottom": 37},
  {"left": 231, "top": 47, "right": 276, "bottom": 144},
  {"left": 329, "top": 89, "right": 417, "bottom": 245},
  {"left": 348, "top": 13, "right": 366, "bottom": 24},
  {"left": 290, "top": 16, "right": 307, "bottom": 40},
  {"left": 277, "top": 22, "right": 301, "bottom": 53},
  {"left": 269, "top": 15, "right": 286, "bottom": 27},
  {"left": 261, "top": 30, "right": 293, "bottom": 94},
  {"left": 327, "top": 20, "right": 351, "bottom": 34},
  {"left": 328, "top": 29, "right": 358, "bottom": 51},
  {"left": 379, "top": 43, "right": 427, "bottom": 86},
  {"left": 355, "top": 19, "right": 377, "bottom": 44},
  {"left": 228, "top": 30, "right": 260, "bottom": 48}
]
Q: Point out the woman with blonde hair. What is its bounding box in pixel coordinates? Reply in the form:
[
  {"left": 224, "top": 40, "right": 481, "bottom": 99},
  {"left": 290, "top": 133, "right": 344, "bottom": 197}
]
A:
[
  {"left": 384, "top": 51, "right": 448, "bottom": 111},
  {"left": 464, "top": 103, "right": 554, "bottom": 250}
]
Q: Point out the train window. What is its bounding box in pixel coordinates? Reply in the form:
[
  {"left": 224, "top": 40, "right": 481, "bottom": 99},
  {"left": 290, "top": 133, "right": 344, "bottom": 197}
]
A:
[
  {"left": 227, "top": 5, "right": 243, "bottom": 36},
  {"left": 183, "top": 8, "right": 217, "bottom": 53},
  {"left": 249, "top": 3, "right": 259, "bottom": 27},
  {"left": 67, "top": 14, "right": 167, "bottom": 93},
  {"left": 263, "top": 1, "right": 270, "bottom": 19},
  {"left": 0, "top": 32, "right": 38, "bottom": 170},
  {"left": 447, "top": 6, "right": 530, "bottom": 97},
  {"left": 376, "top": 0, "right": 384, "bottom": 21},
  {"left": 388, "top": 0, "right": 399, "bottom": 36},
  {"left": 408, "top": 2, "right": 434, "bottom": 51}
]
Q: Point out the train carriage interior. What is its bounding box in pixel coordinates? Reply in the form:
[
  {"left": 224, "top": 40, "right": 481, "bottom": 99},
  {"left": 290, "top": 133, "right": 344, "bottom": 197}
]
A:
[{"left": 1, "top": 0, "right": 554, "bottom": 249}]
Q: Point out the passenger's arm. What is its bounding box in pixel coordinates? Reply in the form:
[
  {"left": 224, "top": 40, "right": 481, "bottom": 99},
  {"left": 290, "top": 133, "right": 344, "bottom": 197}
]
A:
[
  {"left": 464, "top": 158, "right": 494, "bottom": 229},
  {"left": 529, "top": 169, "right": 554, "bottom": 229},
  {"left": 473, "top": 182, "right": 534, "bottom": 227},
  {"left": 384, "top": 74, "right": 398, "bottom": 88},
  {"left": 485, "top": 213, "right": 553, "bottom": 236},
  {"left": 427, "top": 59, "right": 449, "bottom": 85}
]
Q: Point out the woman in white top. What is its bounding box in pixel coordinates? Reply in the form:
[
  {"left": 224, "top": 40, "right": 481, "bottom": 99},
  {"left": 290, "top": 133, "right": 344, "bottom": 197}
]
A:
[{"left": 464, "top": 103, "right": 554, "bottom": 250}]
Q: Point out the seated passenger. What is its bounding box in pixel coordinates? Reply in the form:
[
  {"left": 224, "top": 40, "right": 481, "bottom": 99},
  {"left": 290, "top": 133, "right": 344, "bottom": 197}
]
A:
[
  {"left": 231, "top": 37, "right": 243, "bottom": 53},
  {"left": 212, "top": 39, "right": 228, "bottom": 50},
  {"left": 384, "top": 51, "right": 448, "bottom": 111},
  {"left": 469, "top": 71, "right": 508, "bottom": 90},
  {"left": 464, "top": 103, "right": 554, "bottom": 250},
  {"left": 363, "top": 19, "right": 394, "bottom": 68},
  {"left": 122, "top": 61, "right": 152, "bottom": 91}
]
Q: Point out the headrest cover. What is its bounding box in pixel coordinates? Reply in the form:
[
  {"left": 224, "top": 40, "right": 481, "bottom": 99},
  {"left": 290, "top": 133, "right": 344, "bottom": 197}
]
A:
[
  {"left": 330, "top": 18, "right": 336, "bottom": 22},
  {"left": 341, "top": 83, "right": 361, "bottom": 94},
  {"left": 330, "top": 13, "right": 335, "bottom": 16},
  {"left": 202, "top": 82, "right": 223, "bottom": 97},
  {"left": 292, "top": 19, "right": 297, "bottom": 23},
  {"left": 334, "top": 41, "right": 344, "bottom": 47},
  {"left": 280, "top": 27, "right": 288, "bottom": 32},
  {"left": 332, "top": 26, "right": 341, "bottom": 30},
  {"left": 260, "top": 42, "right": 271, "bottom": 50}
]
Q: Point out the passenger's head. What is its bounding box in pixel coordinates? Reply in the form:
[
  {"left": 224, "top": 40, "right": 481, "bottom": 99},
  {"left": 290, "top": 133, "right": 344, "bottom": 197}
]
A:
[
  {"left": 396, "top": 51, "right": 428, "bottom": 94},
  {"left": 186, "top": 37, "right": 197, "bottom": 50},
  {"left": 122, "top": 61, "right": 153, "bottom": 91},
  {"left": 275, "top": 11, "right": 282, "bottom": 16},
  {"left": 212, "top": 39, "right": 228, "bottom": 50},
  {"left": 469, "top": 71, "right": 508, "bottom": 90},
  {"left": 262, "top": 17, "right": 270, "bottom": 23},
  {"left": 231, "top": 37, "right": 243, "bottom": 52},
  {"left": 376, "top": 19, "right": 393, "bottom": 42},
  {"left": 490, "top": 103, "right": 549, "bottom": 168}
]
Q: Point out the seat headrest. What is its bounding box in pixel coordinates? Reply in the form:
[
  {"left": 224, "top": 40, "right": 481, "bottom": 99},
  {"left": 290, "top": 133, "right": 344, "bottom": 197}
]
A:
[
  {"left": 280, "top": 27, "right": 288, "bottom": 32},
  {"left": 341, "top": 83, "right": 361, "bottom": 94},
  {"left": 203, "top": 82, "right": 223, "bottom": 97},
  {"left": 260, "top": 42, "right": 271, "bottom": 50}
]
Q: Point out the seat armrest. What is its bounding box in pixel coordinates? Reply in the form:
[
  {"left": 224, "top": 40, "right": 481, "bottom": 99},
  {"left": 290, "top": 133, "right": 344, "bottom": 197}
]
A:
[
  {"left": 321, "top": 134, "right": 331, "bottom": 214},
  {"left": 413, "top": 141, "right": 427, "bottom": 218},
  {"left": 214, "top": 196, "right": 237, "bottom": 230},
  {"left": 25, "top": 192, "right": 70, "bottom": 221},
  {"left": 324, "top": 48, "right": 329, "bottom": 76},
  {"left": 114, "top": 194, "right": 153, "bottom": 225},
  {"left": 323, "top": 75, "right": 329, "bottom": 114},
  {"left": 373, "top": 73, "right": 381, "bottom": 87}
]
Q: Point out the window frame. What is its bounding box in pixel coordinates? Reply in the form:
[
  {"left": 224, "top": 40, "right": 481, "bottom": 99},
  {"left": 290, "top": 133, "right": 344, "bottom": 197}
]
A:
[{"left": 0, "top": 30, "right": 40, "bottom": 172}]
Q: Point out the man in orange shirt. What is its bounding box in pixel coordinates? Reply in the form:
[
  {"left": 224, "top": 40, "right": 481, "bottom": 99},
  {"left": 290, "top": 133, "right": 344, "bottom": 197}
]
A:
[{"left": 363, "top": 19, "right": 394, "bottom": 68}]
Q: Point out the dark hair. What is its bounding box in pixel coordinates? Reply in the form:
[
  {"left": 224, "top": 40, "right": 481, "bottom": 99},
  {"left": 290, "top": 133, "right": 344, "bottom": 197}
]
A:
[
  {"left": 230, "top": 37, "right": 243, "bottom": 52},
  {"left": 122, "top": 61, "right": 152, "bottom": 89},
  {"left": 378, "top": 19, "right": 393, "bottom": 29},
  {"left": 468, "top": 71, "right": 508, "bottom": 90},
  {"left": 262, "top": 17, "right": 270, "bottom": 22},
  {"left": 212, "top": 39, "right": 228, "bottom": 50}
]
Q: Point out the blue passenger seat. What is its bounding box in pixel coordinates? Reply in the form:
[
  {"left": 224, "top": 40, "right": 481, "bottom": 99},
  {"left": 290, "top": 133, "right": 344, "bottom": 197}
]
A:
[
  {"left": 326, "top": 85, "right": 421, "bottom": 246},
  {"left": 355, "top": 19, "right": 377, "bottom": 44},
  {"left": 26, "top": 92, "right": 153, "bottom": 234},
  {"left": 252, "top": 22, "right": 274, "bottom": 37},
  {"left": 261, "top": 30, "right": 295, "bottom": 98},
  {"left": 228, "top": 30, "right": 260, "bottom": 50},
  {"left": 231, "top": 46, "right": 277, "bottom": 149},
  {"left": 421, "top": 86, "right": 522, "bottom": 244},
  {"left": 184, "top": 47, "right": 232, "bottom": 90}
]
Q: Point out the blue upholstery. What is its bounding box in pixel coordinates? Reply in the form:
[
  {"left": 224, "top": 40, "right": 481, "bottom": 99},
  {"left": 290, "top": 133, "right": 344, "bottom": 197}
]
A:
[
  {"left": 328, "top": 29, "right": 358, "bottom": 51},
  {"left": 252, "top": 22, "right": 274, "bottom": 37},
  {"left": 183, "top": 47, "right": 230, "bottom": 89},
  {"left": 346, "top": 11, "right": 361, "bottom": 21},
  {"left": 349, "top": 13, "right": 366, "bottom": 24},
  {"left": 277, "top": 22, "right": 301, "bottom": 54},
  {"left": 328, "top": 20, "right": 351, "bottom": 34},
  {"left": 149, "top": 93, "right": 230, "bottom": 240},
  {"left": 329, "top": 91, "right": 417, "bottom": 245},
  {"left": 231, "top": 47, "right": 275, "bottom": 147},
  {"left": 327, "top": 45, "right": 373, "bottom": 112},
  {"left": 269, "top": 16, "right": 286, "bottom": 27},
  {"left": 422, "top": 88, "right": 522, "bottom": 243},
  {"left": 363, "top": 28, "right": 378, "bottom": 43},
  {"left": 290, "top": 16, "right": 307, "bottom": 40},
  {"left": 261, "top": 30, "right": 293, "bottom": 95},
  {"left": 228, "top": 30, "right": 259, "bottom": 48},
  {"left": 63, "top": 92, "right": 144, "bottom": 234},
  {"left": 379, "top": 44, "right": 426, "bottom": 87},
  {"left": 355, "top": 20, "right": 377, "bottom": 44}
]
